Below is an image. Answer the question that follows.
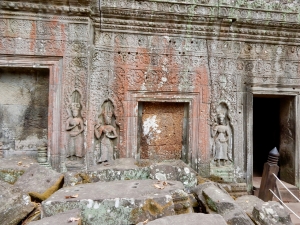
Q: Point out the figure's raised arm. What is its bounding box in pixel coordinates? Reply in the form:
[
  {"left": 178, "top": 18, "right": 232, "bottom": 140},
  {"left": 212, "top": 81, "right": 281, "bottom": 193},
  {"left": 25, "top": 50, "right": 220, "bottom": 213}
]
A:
[
  {"left": 95, "top": 124, "right": 103, "bottom": 139},
  {"left": 77, "top": 118, "right": 84, "bottom": 134},
  {"left": 112, "top": 127, "right": 118, "bottom": 137},
  {"left": 211, "top": 123, "right": 218, "bottom": 137},
  {"left": 66, "top": 118, "right": 75, "bottom": 131}
]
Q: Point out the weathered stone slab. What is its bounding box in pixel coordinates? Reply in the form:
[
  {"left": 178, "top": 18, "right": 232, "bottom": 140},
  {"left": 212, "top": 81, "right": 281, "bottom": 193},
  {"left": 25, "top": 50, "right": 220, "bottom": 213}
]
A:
[
  {"left": 14, "top": 164, "right": 64, "bottom": 201},
  {"left": 252, "top": 201, "right": 293, "bottom": 225},
  {"left": 42, "top": 180, "right": 184, "bottom": 225},
  {"left": 0, "top": 156, "right": 39, "bottom": 184},
  {"left": 0, "top": 180, "right": 35, "bottom": 225},
  {"left": 29, "top": 209, "right": 82, "bottom": 225},
  {"left": 192, "top": 182, "right": 254, "bottom": 224},
  {"left": 136, "top": 213, "right": 227, "bottom": 225},
  {"left": 64, "top": 159, "right": 197, "bottom": 189},
  {"left": 64, "top": 158, "right": 150, "bottom": 186},
  {"left": 235, "top": 195, "right": 265, "bottom": 216}
]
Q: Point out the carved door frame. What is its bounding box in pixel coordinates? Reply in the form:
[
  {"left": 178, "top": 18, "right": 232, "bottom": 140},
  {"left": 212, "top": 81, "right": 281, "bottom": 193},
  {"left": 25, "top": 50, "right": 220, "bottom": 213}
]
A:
[
  {"left": 0, "top": 55, "right": 63, "bottom": 170},
  {"left": 246, "top": 86, "right": 300, "bottom": 191},
  {"left": 124, "top": 91, "right": 201, "bottom": 168}
]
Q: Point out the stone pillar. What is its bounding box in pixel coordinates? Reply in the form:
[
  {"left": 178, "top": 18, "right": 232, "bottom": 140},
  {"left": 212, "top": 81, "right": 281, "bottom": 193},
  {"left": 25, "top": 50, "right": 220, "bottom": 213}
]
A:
[
  {"left": 258, "top": 147, "right": 280, "bottom": 202},
  {"left": 37, "top": 144, "right": 52, "bottom": 169}
]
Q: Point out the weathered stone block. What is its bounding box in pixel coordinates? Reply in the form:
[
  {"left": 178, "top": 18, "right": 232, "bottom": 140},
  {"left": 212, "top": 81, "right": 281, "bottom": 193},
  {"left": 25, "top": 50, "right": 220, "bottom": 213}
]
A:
[
  {"left": 0, "top": 180, "right": 35, "bottom": 225},
  {"left": 235, "top": 195, "right": 265, "bottom": 216},
  {"left": 136, "top": 213, "right": 227, "bottom": 225},
  {"left": 192, "top": 182, "right": 254, "bottom": 225},
  {"left": 252, "top": 201, "right": 293, "bottom": 225},
  {"left": 29, "top": 209, "right": 82, "bottom": 225},
  {"left": 191, "top": 181, "right": 228, "bottom": 213},
  {"left": 14, "top": 164, "right": 64, "bottom": 201},
  {"left": 149, "top": 161, "right": 198, "bottom": 189},
  {"left": 171, "top": 189, "right": 193, "bottom": 214},
  {"left": 42, "top": 180, "right": 184, "bottom": 225}
]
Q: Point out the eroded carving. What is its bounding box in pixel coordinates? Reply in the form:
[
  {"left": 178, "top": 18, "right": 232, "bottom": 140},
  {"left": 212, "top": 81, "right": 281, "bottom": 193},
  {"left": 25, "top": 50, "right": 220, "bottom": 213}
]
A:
[
  {"left": 211, "top": 102, "right": 233, "bottom": 167},
  {"left": 65, "top": 91, "right": 84, "bottom": 161},
  {"left": 94, "top": 100, "right": 119, "bottom": 164}
]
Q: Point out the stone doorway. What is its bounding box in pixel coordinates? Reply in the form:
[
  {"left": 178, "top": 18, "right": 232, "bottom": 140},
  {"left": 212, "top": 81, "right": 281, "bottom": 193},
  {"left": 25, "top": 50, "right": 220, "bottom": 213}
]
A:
[
  {"left": 253, "top": 96, "right": 296, "bottom": 185},
  {"left": 0, "top": 67, "right": 49, "bottom": 157},
  {"left": 138, "top": 102, "right": 188, "bottom": 162}
]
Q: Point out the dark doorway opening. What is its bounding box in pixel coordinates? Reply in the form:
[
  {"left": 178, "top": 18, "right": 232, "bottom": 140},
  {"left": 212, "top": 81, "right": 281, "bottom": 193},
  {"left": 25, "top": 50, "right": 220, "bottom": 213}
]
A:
[
  {"left": 253, "top": 97, "right": 280, "bottom": 177},
  {"left": 253, "top": 95, "right": 296, "bottom": 185}
]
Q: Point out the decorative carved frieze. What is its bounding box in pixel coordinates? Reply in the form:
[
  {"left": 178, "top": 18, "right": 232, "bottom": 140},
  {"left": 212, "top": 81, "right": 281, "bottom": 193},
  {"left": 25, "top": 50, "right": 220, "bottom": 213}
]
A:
[
  {"left": 63, "top": 57, "right": 88, "bottom": 122},
  {"left": 95, "top": 0, "right": 300, "bottom": 44},
  {"left": 0, "top": 18, "right": 70, "bottom": 40},
  {"left": 0, "top": 1, "right": 92, "bottom": 16},
  {"left": 0, "top": 37, "right": 65, "bottom": 55},
  {"left": 69, "top": 24, "right": 89, "bottom": 41}
]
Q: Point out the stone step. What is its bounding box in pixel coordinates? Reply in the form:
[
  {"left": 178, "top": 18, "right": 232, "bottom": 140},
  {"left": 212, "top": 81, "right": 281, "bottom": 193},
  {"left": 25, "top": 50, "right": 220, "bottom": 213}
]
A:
[{"left": 221, "top": 183, "right": 249, "bottom": 199}]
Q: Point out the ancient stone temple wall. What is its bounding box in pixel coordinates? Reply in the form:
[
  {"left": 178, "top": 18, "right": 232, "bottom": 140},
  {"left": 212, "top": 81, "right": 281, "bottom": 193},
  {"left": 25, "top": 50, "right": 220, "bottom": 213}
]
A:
[
  {"left": 87, "top": 31, "right": 210, "bottom": 172},
  {"left": 1, "top": 0, "right": 300, "bottom": 189},
  {"left": 0, "top": 1, "right": 92, "bottom": 169}
]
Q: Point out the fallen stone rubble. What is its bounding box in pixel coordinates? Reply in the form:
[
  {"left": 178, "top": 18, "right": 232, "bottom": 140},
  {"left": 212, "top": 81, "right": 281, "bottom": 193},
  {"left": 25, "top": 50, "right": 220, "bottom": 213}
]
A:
[
  {"left": 191, "top": 182, "right": 255, "bottom": 225},
  {"left": 0, "top": 180, "right": 35, "bottom": 225},
  {"left": 136, "top": 213, "right": 228, "bottom": 225},
  {"left": 14, "top": 164, "right": 64, "bottom": 201},
  {"left": 0, "top": 158, "right": 294, "bottom": 225}
]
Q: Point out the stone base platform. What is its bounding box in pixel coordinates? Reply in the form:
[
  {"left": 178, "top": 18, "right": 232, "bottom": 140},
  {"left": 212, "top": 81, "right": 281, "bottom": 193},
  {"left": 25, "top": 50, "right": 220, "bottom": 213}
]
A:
[
  {"left": 210, "top": 162, "right": 234, "bottom": 183},
  {"left": 64, "top": 158, "right": 198, "bottom": 189},
  {"left": 42, "top": 180, "right": 186, "bottom": 225}
]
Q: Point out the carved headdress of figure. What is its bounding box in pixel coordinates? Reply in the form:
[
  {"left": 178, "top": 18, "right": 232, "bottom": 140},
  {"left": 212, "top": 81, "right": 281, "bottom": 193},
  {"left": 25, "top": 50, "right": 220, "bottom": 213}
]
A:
[
  {"left": 102, "top": 102, "right": 113, "bottom": 125},
  {"left": 67, "top": 90, "right": 82, "bottom": 119},
  {"left": 216, "top": 102, "right": 229, "bottom": 125},
  {"left": 71, "top": 103, "right": 80, "bottom": 111},
  {"left": 216, "top": 111, "right": 226, "bottom": 126}
]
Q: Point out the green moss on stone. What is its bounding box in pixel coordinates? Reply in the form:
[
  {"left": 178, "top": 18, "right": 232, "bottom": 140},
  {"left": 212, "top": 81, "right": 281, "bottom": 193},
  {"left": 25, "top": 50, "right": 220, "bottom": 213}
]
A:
[{"left": 0, "top": 169, "right": 25, "bottom": 184}]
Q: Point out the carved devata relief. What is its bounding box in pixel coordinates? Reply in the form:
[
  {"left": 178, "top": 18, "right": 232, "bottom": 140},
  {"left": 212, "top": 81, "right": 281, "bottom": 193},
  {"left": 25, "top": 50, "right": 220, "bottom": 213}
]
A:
[
  {"left": 94, "top": 100, "right": 119, "bottom": 165},
  {"left": 211, "top": 102, "right": 233, "bottom": 167},
  {"left": 64, "top": 91, "right": 85, "bottom": 167}
]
